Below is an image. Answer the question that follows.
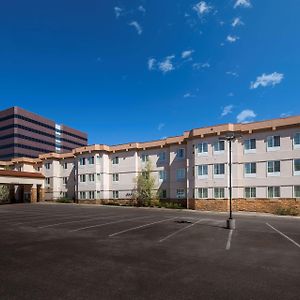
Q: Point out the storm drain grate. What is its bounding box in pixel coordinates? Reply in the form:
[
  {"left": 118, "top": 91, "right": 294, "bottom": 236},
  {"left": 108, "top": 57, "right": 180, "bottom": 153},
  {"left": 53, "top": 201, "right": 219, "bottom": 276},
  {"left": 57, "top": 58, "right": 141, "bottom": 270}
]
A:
[{"left": 175, "top": 220, "right": 193, "bottom": 224}]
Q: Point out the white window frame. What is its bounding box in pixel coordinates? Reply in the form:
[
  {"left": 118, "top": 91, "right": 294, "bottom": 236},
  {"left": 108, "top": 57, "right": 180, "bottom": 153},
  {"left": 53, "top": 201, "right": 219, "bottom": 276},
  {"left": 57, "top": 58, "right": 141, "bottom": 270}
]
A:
[
  {"left": 294, "top": 186, "right": 300, "bottom": 198},
  {"left": 294, "top": 133, "right": 300, "bottom": 149},
  {"left": 159, "top": 170, "right": 167, "bottom": 182},
  {"left": 197, "top": 142, "right": 208, "bottom": 156},
  {"left": 244, "top": 187, "right": 256, "bottom": 198},
  {"left": 214, "top": 141, "right": 225, "bottom": 154},
  {"left": 214, "top": 187, "right": 225, "bottom": 199},
  {"left": 141, "top": 154, "right": 149, "bottom": 163},
  {"left": 244, "top": 138, "right": 256, "bottom": 154},
  {"left": 244, "top": 162, "right": 257, "bottom": 177},
  {"left": 268, "top": 186, "right": 280, "bottom": 198},
  {"left": 197, "top": 188, "right": 208, "bottom": 199},
  {"left": 112, "top": 157, "right": 119, "bottom": 165},
  {"left": 80, "top": 174, "right": 86, "bottom": 183},
  {"left": 113, "top": 191, "right": 119, "bottom": 199},
  {"left": 294, "top": 159, "right": 300, "bottom": 176},
  {"left": 267, "top": 160, "right": 281, "bottom": 176},
  {"left": 88, "top": 157, "right": 94, "bottom": 165},
  {"left": 176, "top": 168, "right": 186, "bottom": 181},
  {"left": 214, "top": 163, "right": 225, "bottom": 178},
  {"left": 197, "top": 165, "right": 208, "bottom": 179},
  {"left": 88, "top": 174, "right": 95, "bottom": 182},
  {"left": 45, "top": 163, "right": 51, "bottom": 170},
  {"left": 79, "top": 158, "right": 86, "bottom": 166},
  {"left": 112, "top": 173, "right": 119, "bottom": 182},
  {"left": 267, "top": 136, "right": 280, "bottom": 152}
]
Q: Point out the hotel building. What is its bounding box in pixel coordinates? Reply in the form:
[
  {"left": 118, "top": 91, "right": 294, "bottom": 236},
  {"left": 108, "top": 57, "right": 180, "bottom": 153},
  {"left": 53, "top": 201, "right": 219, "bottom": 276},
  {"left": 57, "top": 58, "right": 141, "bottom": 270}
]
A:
[
  {"left": 0, "top": 106, "right": 88, "bottom": 160},
  {"left": 0, "top": 116, "right": 299, "bottom": 213}
]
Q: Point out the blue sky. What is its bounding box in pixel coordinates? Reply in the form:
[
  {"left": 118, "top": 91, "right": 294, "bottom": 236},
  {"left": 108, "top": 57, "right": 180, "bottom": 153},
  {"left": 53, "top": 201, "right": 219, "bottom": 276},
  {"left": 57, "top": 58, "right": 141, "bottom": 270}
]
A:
[{"left": 0, "top": 0, "right": 299, "bottom": 145}]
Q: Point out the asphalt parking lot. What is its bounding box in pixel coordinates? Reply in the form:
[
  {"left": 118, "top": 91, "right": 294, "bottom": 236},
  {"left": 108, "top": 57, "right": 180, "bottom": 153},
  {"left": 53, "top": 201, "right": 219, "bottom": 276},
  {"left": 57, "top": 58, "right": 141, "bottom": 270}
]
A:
[{"left": 0, "top": 203, "right": 299, "bottom": 300}]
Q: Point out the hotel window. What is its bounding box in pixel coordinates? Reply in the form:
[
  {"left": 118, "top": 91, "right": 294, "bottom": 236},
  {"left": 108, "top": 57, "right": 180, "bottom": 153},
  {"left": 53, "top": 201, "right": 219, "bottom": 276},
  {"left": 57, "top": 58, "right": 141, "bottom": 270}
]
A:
[
  {"left": 113, "top": 173, "right": 119, "bottom": 182},
  {"left": 267, "top": 136, "right": 280, "bottom": 151},
  {"left": 63, "top": 177, "right": 68, "bottom": 185},
  {"left": 113, "top": 191, "right": 119, "bottom": 199},
  {"left": 97, "top": 191, "right": 101, "bottom": 198},
  {"left": 80, "top": 174, "right": 86, "bottom": 182},
  {"left": 45, "top": 163, "right": 51, "bottom": 170},
  {"left": 141, "top": 154, "right": 149, "bottom": 163},
  {"left": 79, "top": 158, "right": 86, "bottom": 165},
  {"left": 214, "top": 164, "right": 225, "bottom": 177},
  {"left": 197, "top": 142, "right": 208, "bottom": 155},
  {"left": 159, "top": 170, "right": 167, "bottom": 181},
  {"left": 88, "top": 174, "right": 95, "bottom": 182},
  {"left": 176, "top": 148, "right": 185, "bottom": 160},
  {"left": 112, "top": 157, "right": 119, "bottom": 164},
  {"left": 267, "top": 160, "right": 280, "bottom": 176},
  {"left": 197, "top": 165, "right": 208, "bottom": 178},
  {"left": 176, "top": 168, "right": 186, "bottom": 180},
  {"left": 244, "top": 187, "right": 256, "bottom": 198},
  {"left": 268, "top": 186, "right": 280, "bottom": 198},
  {"left": 97, "top": 173, "right": 101, "bottom": 181},
  {"left": 158, "top": 152, "right": 166, "bottom": 162},
  {"left": 294, "top": 159, "right": 300, "bottom": 175},
  {"left": 46, "top": 178, "right": 50, "bottom": 185},
  {"left": 197, "top": 188, "right": 208, "bottom": 199},
  {"left": 244, "top": 163, "right": 257, "bottom": 177},
  {"left": 214, "top": 187, "right": 225, "bottom": 199},
  {"left": 294, "top": 186, "right": 300, "bottom": 198},
  {"left": 63, "top": 162, "right": 68, "bottom": 169},
  {"left": 294, "top": 133, "right": 300, "bottom": 149},
  {"left": 160, "top": 189, "right": 167, "bottom": 199},
  {"left": 176, "top": 189, "right": 186, "bottom": 199},
  {"left": 80, "top": 192, "right": 86, "bottom": 199},
  {"left": 244, "top": 139, "right": 256, "bottom": 153},
  {"left": 214, "top": 141, "right": 225, "bottom": 153},
  {"left": 88, "top": 157, "right": 94, "bottom": 165},
  {"left": 88, "top": 191, "right": 95, "bottom": 199}
]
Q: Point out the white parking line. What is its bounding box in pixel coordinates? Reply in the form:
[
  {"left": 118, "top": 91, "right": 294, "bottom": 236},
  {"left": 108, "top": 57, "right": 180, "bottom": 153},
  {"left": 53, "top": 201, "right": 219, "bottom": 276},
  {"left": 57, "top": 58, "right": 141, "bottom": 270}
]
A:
[
  {"left": 266, "top": 223, "right": 300, "bottom": 249},
  {"left": 70, "top": 215, "right": 154, "bottom": 232},
  {"left": 109, "top": 217, "right": 177, "bottom": 237},
  {"left": 226, "top": 229, "right": 233, "bottom": 250},
  {"left": 158, "top": 218, "right": 203, "bottom": 243},
  {"left": 38, "top": 215, "right": 119, "bottom": 228}
]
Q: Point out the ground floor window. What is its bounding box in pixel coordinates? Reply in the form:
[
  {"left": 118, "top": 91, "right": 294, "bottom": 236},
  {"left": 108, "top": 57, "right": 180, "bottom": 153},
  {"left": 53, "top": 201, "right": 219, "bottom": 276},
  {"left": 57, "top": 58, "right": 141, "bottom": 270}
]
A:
[
  {"left": 214, "top": 187, "right": 225, "bottom": 199},
  {"left": 160, "top": 189, "right": 167, "bottom": 199},
  {"left": 294, "top": 186, "right": 300, "bottom": 198},
  {"left": 79, "top": 191, "right": 86, "bottom": 199},
  {"left": 88, "top": 191, "right": 95, "bottom": 199},
  {"left": 197, "top": 188, "right": 208, "bottom": 199},
  {"left": 97, "top": 191, "right": 101, "bottom": 198},
  {"left": 268, "top": 186, "right": 280, "bottom": 198},
  {"left": 244, "top": 187, "right": 256, "bottom": 198},
  {"left": 176, "top": 189, "right": 185, "bottom": 199},
  {"left": 113, "top": 191, "right": 119, "bottom": 199}
]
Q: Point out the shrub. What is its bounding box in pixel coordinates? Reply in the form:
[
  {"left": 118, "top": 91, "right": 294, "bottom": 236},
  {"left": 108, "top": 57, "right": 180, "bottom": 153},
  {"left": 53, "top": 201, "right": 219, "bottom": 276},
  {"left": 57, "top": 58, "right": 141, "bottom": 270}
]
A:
[
  {"left": 274, "top": 207, "right": 299, "bottom": 216},
  {"left": 56, "top": 197, "right": 73, "bottom": 203}
]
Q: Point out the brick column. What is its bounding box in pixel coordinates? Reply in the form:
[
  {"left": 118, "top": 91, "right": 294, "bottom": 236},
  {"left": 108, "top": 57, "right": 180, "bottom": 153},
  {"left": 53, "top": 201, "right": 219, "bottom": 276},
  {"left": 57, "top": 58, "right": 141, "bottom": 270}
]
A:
[
  {"left": 31, "top": 185, "right": 37, "bottom": 203},
  {"left": 39, "top": 188, "right": 45, "bottom": 202}
]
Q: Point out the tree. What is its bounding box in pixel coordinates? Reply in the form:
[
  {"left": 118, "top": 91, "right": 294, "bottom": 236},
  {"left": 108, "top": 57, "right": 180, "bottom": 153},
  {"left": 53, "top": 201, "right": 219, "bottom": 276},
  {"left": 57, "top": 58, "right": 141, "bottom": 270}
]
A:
[
  {"left": 0, "top": 185, "right": 9, "bottom": 204},
  {"left": 134, "top": 161, "right": 157, "bottom": 206}
]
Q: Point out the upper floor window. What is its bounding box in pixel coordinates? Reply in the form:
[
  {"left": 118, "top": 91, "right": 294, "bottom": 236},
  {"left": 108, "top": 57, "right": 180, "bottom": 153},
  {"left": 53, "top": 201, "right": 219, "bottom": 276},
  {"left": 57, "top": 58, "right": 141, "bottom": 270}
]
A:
[
  {"left": 159, "top": 170, "right": 167, "bottom": 181},
  {"left": 45, "top": 178, "right": 50, "bottom": 185},
  {"left": 79, "top": 158, "right": 86, "bottom": 166},
  {"left": 158, "top": 152, "right": 166, "bottom": 162},
  {"left": 244, "top": 163, "right": 257, "bottom": 177},
  {"left": 267, "top": 136, "right": 280, "bottom": 151},
  {"left": 294, "top": 159, "right": 300, "bottom": 175},
  {"left": 63, "top": 162, "right": 68, "bottom": 169},
  {"left": 214, "top": 163, "right": 225, "bottom": 177},
  {"left": 214, "top": 141, "right": 225, "bottom": 153},
  {"left": 244, "top": 139, "right": 256, "bottom": 153},
  {"left": 112, "top": 173, "right": 119, "bottom": 182},
  {"left": 63, "top": 177, "right": 68, "bottom": 185},
  {"left": 176, "top": 148, "right": 185, "bottom": 160},
  {"left": 294, "top": 133, "right": 300, "bottom": 149},
  {"left": 88, "top": 174, "right": 95, "bottom": 182},
  {"left": 45, "top": 163, "right": 51, "bottom": 170},
  {"left": 79, "top": 174, "right": 86, "bottom": 182},
  {"left": 268, "top": 186, "right": 280, "bottom": 198},
  {"left": 244, "top": 187, "right": 256, "bottom": 198},
  {"left": 88, "top": 157, "right": 94, "bottom": 165},
  {"left": 112, "top": 157, "right": 119, "bottom": 164},
  {"left": 176, "top": 168, "right": 186, "bottom": 180},
  {"left": 141, "top": 154, "right": 149, "bottom": 163},
  {"left": 197, "top": 165, "right": 208, "bottom": 178},
  {"left": 267, "top": 161, "right": 280, "bottom": 176},
  {"left": 197, "top": 188, "right": 208, "bottom": 199},
  {"left": 197, "top": 142, "right": 208, "bottom": 155},
  {"left": 176, "top": 189, "right": 185, "bottom": 199}
]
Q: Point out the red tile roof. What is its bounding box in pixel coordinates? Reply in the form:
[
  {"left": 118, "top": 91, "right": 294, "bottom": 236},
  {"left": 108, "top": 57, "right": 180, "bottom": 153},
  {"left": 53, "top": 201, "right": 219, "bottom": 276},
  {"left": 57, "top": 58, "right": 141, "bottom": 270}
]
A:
[{"left": 0, "top": 170, "right": 44, "bottom": 179}]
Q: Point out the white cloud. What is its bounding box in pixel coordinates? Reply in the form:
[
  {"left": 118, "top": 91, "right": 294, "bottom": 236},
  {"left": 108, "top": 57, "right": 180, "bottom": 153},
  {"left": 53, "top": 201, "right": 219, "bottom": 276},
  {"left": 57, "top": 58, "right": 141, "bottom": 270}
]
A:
[
  {"left": 228, "top": 92, "right": 234, "bottom": 97},
  {"left": 236, "top": 109, "right": 256, "bottom": 123},
  {"left": 183, "top": 93, "right": 196, "bottom": 98},
  {"left": 114, "top": 7, "right": 123, "bottom": 19},
  {"left": 158, "top": 123, "right": 165, "bottom": 131},
  {"left": 227, "top": 35, "right": 239, "bottom": 43},
  {"left": 129, "top": 21, "right": 143, "bottom": 35},
  {"left": 250, "top": 72, "right": 284, "bottom": 89},
  {"left": 221, "top": 105, "right": 234, "bottom": 117},
  {"left": 226, "top": 71, "right": 239, "bottom": 77},
  {"left": 148, "top": 58, "right": 156, "bottom": 71},
  {"left": 234, "top": 0, "right": 251, "bottom": 9},
  {"left": 232, "top": 17, "right": 244, "bottom": 27},
  {"left": 193, "top": 1, "right": 212, "bottom": 16},
  {"left": 193, "top": 62, "right": 210, "bottom": 69},
  {"left": 158, "top": 55, "right": 175, "bottom": 74},
  {"left": 280, "top": 112, "right": 292, "bottom": 118},
  {"left": 138, "top": 5, "right": 146, "bottom": 13},
  {"left": 182, "top": 50, "right": 194, "bottom": 59}
]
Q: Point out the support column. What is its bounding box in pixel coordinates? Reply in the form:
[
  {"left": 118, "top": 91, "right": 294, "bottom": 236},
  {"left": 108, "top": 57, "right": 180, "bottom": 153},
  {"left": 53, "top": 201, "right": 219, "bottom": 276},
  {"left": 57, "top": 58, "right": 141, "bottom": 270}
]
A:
[{"left": 31, "top": 184, "right": 37, "bottom": 203}]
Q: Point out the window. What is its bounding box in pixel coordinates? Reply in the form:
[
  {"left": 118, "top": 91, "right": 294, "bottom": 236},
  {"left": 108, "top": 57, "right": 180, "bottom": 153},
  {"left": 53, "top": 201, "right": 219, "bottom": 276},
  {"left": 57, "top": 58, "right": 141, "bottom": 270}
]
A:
[
  {"left": 267, "top": 161, "right": 280, "bottom": 176},
  {"left": 294, "top": 186, "right": 300, "bottom": 198},
  {"left": 244, "top": 163, "right": 256, "bottom": 177},
  {"left": 159, "top": 170, "right": 167, "bottom": 181},
  {"left": 96, "top": 155, "right": 101, "bottom": 163},
  {"left": 45, "top": 163, "right": 51, "bottom": 170},
  {"left": 97, "top": 173, "right": 101, "bottom": 181},
  {"left": 88, "top": 191, "right": 95, "bottom": 199},
  {"left": 197, "top": 188, "right": 208, "bottom": 199},
  {"left": 214, "top": 141, "right": 225, "bottom": 153},
  {"left": 244, "top": 139, "right": 256, "bottom": 153},
  {"left": 176, "top": 168, "right": 186, "bottom": 180},
  {"left": 176, "top": 189, "right": 185, "bottom": 199},
  {"left": 158, "top": 152, "right": 166, "bottom": 162},
  {"left": 268, "top": 186, "right": 280, "bottom": 198},
  {"left": 112, "top": 157, "right": 119, "bottom": 164},
  {"left": 88, "top": 157, "right": 94, "bottom": 165},
  {"left": 79, "top": 192, "right": 86, "bottom": 199},
  {"left": 113, "top": 191, "right": 119, "bottom": 199},
  {"left": 141, "top": 154, "right": 149, "bottom": 162},
  {"left": 63, "top": 177, "right": 68, "bottom": 185},
  {"left": 46, "top": 178, "right": 50, "bottom": 185},
  {"left": 267, "top": 136, "right": 280, "bottom": 150},
  {"left": 63, "top": 162, "right": 68, "bottom": 169},
  {"left": 197, "top": 165, "right": 208, "bottom": 177},
  {"left": 113, "top": 173, "right": 119, "bottom": 182},
  {"left": 294, "top": 133, "right": 300, "bottom": 149},
  {"left": 294, "top": 159, "right": 300, "bottom": 175},
  {"left": 244, "top": 187, "right": 256, "bottom": 198},
  {"left": 97, "top": 191, "right": 101, "bottom": 198},
  {"left": 176, "top": 148, "right": 185, "bottom": 160},
  {"left": 214, "top": 164, "right": 225, "bottom": 177},
  {"left": 160, "top": 189, "right": 167, "bottom": 199},
  {"left": 79, "top": 158, "right": 86, "bottom": 165},
  {"left": 214, "top": 187, "right": 225, "bottom": 198},
  {"left": 197, "top": 142, "right": 208, "bottom": 155},
  {"left": 80, "top": 174, "right": 86, "bottom": 182},
  {"left": 88, "top": 174, "right": 95, "bottom": 182}
]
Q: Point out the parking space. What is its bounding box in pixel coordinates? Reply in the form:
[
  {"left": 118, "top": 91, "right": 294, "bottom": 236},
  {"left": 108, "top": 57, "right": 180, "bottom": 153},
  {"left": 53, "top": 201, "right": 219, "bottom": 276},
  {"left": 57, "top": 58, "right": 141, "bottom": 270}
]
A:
[{"left": 0, "top": 203, "right": 299, "bottom": 300}]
